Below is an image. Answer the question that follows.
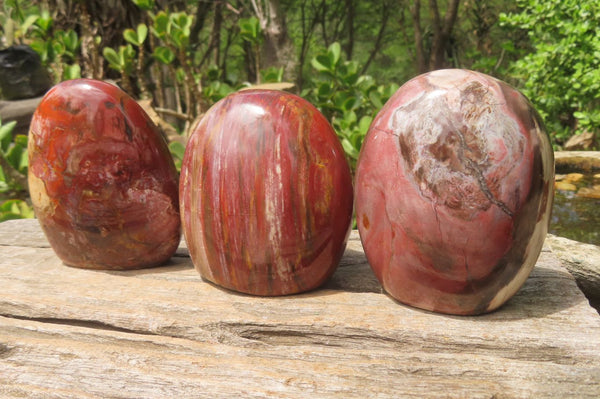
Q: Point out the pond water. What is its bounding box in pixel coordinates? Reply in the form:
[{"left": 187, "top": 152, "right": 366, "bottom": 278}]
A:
[{"left": 550, "top": 173, "right": 600, "bottom": 246}]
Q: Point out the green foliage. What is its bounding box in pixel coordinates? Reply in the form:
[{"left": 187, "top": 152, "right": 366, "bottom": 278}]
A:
[
  {"left": 0, "top": 199, "right": 34, "bottom": 222},
  {"left": 0, "top": 118, "right": 28, "bottom": 192},
  {"left": 239, "top": 17, "right": 262, "bottom": 44},
  {"left": 152, "top": 46, "right": 175, "bottom": 65},
  {"left": 501, "top": 0, "right": 600, "bottom": 148},
  {"left": 0, "top": 0, "right": 38, "bottom": 47},
  {"left": 123, "top": 24, "right": 148, "bottom": 47},
  {"left": 103, "top": 45, "right": 135, "bottom": 74},
  {"left": 202, "top": 66, "right": 237, "bottom": 104},
  {"left": 152, "top": 11, "right": 193, "bottom": 50},
  {"left": 168, "top": 141, "right": 186, "bottom": 172},
  {"left": 304, "top": 42, "right": 398, "bottom": 170},
  {"left": 131, "top": 0, "right": 155, "bottom": 12},
  {"left": 261, "top": 66, "right": 284, "bottom": 83},
  {"left": 0, "top": 2, "right": 82, "bottom": 81},
  {"left": 0, "top": 118, "right": 33, "bottom": 221}
]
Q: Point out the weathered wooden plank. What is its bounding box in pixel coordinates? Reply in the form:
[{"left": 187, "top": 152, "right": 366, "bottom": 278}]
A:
[
  {"left": 1, "top": 313, "right": 598, "bottom": 399},
  {"left": 0, "top": 219, "right": 599, "bottom": 398}
]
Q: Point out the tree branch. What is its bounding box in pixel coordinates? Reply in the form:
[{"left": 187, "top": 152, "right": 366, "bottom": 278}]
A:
[
  {"left": 361, "top": 1, "right": 390, "bottom": 74},
  {"left": 410, "top": 0, "right": 427, "bottom": 73}
]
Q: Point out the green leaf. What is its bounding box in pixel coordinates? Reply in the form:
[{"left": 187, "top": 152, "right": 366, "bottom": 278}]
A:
[
  {"left": 21, "top": 14, "right": 39, "bottom": 33},
  {"left": 340, "top": 138, "right": 359, "bottom": 160},
  {"left": 0, "top": 120, "right": 17, "bottom": 153},
  {"left": 342, "top": 96, "right": 358, "bottom": 112},
  {"left": 63, "top": 64, "right": 81, "bottom": 81},
  {"left": 168, "top": 141, "right": 185, "bottom": 172},
  {"left": 34, "top": 10, "right": 53, "bottom": 33},
  {"left": 369, "top": 90, "right": 383, "bottom": 109},
  {"left": 173, "top": 13, "right": 192, "bottom": 36},
  {"left": 102, "top": 47, "right": 121, "bottom": 69},
  {"left": 131, "top": 0, "right": 154, "bottom": 11},
  {"left": 0, "top": 199, "right": 35, "bottom": 222},
  {"left": 311, "top": 54, "right": 332, "bottom": 72},
  {"left": 152, "top": 11, "right": 169, "bottom": 38},
  {"left": 124, "top": 24, "right": 148, "bottom": 46},
  {"left": 13, "top": 134, "right": 27, "bottom": 148},
  {"left": 0, "top": 168, "right": 7, "bottom": 189},
  {"left": 358, "top": 116, "right": 373, "bottom": 135},
  {"left": 5, "top": 146, "right": 23, "bottom": 171},
  {"left": 137, "top": 24, "right": 148, "bottom": 44},
  {"left": 317, "top": 82, "right": 333, "bottom": 98},
  {"left": 342, "top": 110, "right": 358, "bottom": 125},
  {"left": 171, "top": 29, "right": 188, "bottom": 49},
  {"left": 239, "top": 17, "right": 260, "bottom": 42},
  {"left": 63, "top": 30, "right": 79, "bottom": 54},
  {"left": 153, "top": 46, "right": 175, "bottom": 64},
  {"left": 120, "top": 45, "right": 136, "bottom": 73},
  {"left": 168, "top": 141, "right": 186, "bottom": 160},
  {"left": 328, "top": 42, "right": 341, "bottom": 67},
  {"left": 30, "top": 39, "right": 50, "bottom": 62},
  {"left": 123, "top": 28, "right": 139, "bottom": 46},
  {"left": 52, "top": 40, "right": 65, "bottom": 56}
]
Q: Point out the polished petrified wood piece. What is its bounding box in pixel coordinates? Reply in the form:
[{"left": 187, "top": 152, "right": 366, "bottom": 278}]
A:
[
  {"left": 355, "top": 69, "right": 554, "bottom": 315},
  {"left": 28, "top": 79, "right": 180, "bottom": 269},
  {"left": 180, "top": 89, "right": 353, "bottom": 296}
]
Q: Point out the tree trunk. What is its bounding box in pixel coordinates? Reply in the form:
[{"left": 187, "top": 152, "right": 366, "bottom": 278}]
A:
[
  {"left": 211, "top": 2, "right": 224, "bottom": 66},
  {"left": 410, "top": 0, "right": 460, "bottom": 73},
  {"left": 428, "top": 0, "right": 460, "bottom": 70},
  {"left": 250, "top": 0, "right": 296, "bottom": 80},
  {"left": 410, "top": 0, "right": 427, "bottom": 74},
  {"left": 344, "top": 0, "right": 355, "bottom": 60},
  {"left": 296, "top": 0, "right": 323, "bottom": 91}
]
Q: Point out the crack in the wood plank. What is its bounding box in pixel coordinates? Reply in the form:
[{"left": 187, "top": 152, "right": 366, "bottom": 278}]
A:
[
  {"left": 0, "top": 243, "right": 51, "bottom": 248},
  {"left": 1, "top": 314, "right": 160, "bottom": 336},
  {"left": 203, "top": 322, "right": 581, "bottom": 366}
]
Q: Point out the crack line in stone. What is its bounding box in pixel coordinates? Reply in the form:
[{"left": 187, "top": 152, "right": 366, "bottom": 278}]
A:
[{"left": 453, "top": 126, "right": 514, "bottom": 218}]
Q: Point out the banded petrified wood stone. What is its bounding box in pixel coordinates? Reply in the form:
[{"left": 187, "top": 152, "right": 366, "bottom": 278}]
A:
[
  {"left": 180, "top": 89, "right": 353, "bottom": 296},
  {"left": 355, "top": 69, "right": 554, "bottom": 315},
  {"left": 28, "top": 79, "right": 181, "bottom": 270}
]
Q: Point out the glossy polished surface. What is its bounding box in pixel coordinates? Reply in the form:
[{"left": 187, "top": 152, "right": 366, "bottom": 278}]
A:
[
  {"left": 28, "top": 79, "right": 181, "bottom": 270},
  {"left": 355, "top": 69, "right": 554, "bottom": 315},
  {"left": 180, "top": 89, "right": 353, "bottom": 296}
]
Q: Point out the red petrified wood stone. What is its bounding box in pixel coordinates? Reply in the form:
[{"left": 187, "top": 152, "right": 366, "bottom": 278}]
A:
[
  {"left": 355, "top": 69, "right": 554, "bottom": 315},
  {"left": 180, "top": 89, "right": 354, "bottom": 296},
  {"left": 28, "top": 79, "right": 181, "bottom": 270}
]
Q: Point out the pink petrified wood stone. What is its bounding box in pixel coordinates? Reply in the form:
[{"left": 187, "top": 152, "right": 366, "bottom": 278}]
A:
[
  {"left": 355, "top": 69, "right": 554, "bottom": 315},
  {"left": 180, "top": 89, "right": 353, "bottom": 296}
]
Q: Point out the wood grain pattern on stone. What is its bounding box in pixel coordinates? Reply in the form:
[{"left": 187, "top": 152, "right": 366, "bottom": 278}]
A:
[
  {"left": 180, "top": 89, "right": 353, "bottom": 296},
  {"left": 1, "top": 219, "right": 599, "bottom": 398}
]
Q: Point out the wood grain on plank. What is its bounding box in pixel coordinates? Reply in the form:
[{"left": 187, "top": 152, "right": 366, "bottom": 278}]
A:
[{"left": 0, "top": 219, "right": 599, "bottom": 398}]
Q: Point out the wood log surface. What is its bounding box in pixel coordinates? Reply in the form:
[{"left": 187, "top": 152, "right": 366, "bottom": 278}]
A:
[
  {"left": 0, "top": 97, "right": 42, "bottom": 136},
  {"left": 0, "top": 219, "right": 599, "bottom": 398}
]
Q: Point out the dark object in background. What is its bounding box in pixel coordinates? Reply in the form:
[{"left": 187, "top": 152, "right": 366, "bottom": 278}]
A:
[{"left": 0, "top": 45, "right": 52, "bottom": 100}]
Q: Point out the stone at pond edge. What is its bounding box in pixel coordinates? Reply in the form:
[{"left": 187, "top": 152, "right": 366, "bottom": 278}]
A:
[{"left": 355, "top": 69, "right": 554, "bottom": 315}]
